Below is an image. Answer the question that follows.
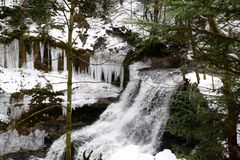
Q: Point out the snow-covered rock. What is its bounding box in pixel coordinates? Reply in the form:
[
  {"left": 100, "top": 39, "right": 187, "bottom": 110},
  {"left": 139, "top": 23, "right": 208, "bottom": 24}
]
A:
[{"left": 0, "top": 129, "right": 47, "bottom": 155}]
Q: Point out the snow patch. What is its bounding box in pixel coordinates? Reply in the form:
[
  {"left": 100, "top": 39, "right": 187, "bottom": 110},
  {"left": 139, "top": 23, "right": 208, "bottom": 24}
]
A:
[
  {"left": 0, "top": 67, "right": 48, "bottom": 93},
  {"left": 110, "top": 145, "right": 178, "bottom": 160},
  {"left": 0, "top": 113, "right": 10, "bottom": 124},
  {"left": 186, "top": 73, "right": 223, "bottom": 96}
]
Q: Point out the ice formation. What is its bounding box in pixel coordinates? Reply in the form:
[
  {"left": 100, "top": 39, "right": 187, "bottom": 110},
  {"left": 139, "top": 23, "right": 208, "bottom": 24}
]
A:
[
  {"left": 0, "top": 129, "right": 47, "bottom": 155},
  {"left": 89, "top": 55, "right": 124, "bottom": 89}
]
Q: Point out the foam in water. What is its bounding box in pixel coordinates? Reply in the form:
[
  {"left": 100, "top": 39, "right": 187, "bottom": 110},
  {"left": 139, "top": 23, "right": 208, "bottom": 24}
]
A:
[{"left": 42, "top": 68, "right": 183, "bottom": 160}]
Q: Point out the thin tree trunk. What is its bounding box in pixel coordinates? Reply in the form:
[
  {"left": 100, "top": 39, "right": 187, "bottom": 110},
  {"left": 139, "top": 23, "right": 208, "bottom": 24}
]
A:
[
  {"left": 187, "top": 20, "right": 200, "bottom": 84},
  {"left": 4, "top": 42, "right": 7, "bottom": 68},
  {"left": 222, "top": 69, "right": 239, "bottom": 160},
  {"left": 43, "top": 41, "right": 49, "bottom": 71},
  {"left": 153, "top": 0, "right": 160, "bottom": 23},
  {"left": 66, "top": 0, "right": 75, "bottom": 159},
  {"left": 207, "top": 16, "right": 224, "bottom": 36}
]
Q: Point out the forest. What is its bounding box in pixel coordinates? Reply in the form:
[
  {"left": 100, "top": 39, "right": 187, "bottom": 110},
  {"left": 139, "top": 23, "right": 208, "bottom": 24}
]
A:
[{"left": 0, "top": 0, "right": 239, "bottom": 160}]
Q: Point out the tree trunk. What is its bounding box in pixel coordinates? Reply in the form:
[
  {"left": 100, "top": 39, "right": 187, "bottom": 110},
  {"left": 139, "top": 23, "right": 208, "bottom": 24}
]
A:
[
  {"left": 19, "top": 39, "right": 27, "bottom": 68},
  {"left": 33, "top": 41, "right": 42, "bottom": 70},
  {"left": 66, "top": 0, "right": 75, "bottom": 159},
  {"left": 222, "top": 71, "right": 239, "bottom": 160}
]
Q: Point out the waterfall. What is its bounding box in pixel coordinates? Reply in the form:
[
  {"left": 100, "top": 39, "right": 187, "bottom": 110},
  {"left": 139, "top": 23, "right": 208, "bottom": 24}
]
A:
[{"left": 40, "top": 68, "right": 183, "bottom": 160}]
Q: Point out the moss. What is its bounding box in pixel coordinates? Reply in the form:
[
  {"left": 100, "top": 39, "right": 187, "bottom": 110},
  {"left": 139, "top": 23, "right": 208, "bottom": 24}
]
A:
[
  {"left": 10, "top": 92, "right": 24, "bottom": 104},
  {"left": 0, "top": 122, "right": 8, "bottom": 133}
]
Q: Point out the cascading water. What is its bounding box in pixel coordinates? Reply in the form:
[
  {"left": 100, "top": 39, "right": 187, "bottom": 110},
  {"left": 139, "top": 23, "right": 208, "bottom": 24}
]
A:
[{"left": 40, "top": 67, "right": 183, "bottom": 160}]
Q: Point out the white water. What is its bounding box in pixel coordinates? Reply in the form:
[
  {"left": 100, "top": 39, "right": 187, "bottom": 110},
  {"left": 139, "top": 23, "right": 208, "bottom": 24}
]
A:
[{"left": 41, "top": 68, "right": 182, "bottom": 160}]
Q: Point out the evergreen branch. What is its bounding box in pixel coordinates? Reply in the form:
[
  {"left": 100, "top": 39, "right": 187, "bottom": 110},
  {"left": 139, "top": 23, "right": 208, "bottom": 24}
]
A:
[
  {"left": 62, "top": 0, "right": 71, "bottom": 10},
  {"left": 55, "top": 1, "right": 70, "bottom": 27},
  {"left": 163, "top": 25, "right": 240, "bottom": 42}
]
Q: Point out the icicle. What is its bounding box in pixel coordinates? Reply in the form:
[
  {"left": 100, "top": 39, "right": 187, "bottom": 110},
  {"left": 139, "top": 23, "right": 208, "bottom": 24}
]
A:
[
  {"left": 89, "top": 56, "right": 124, "bottom": 88},
  {"left": 26, "top": 48, "right": 34, "bottom": 69},
  {"left": 51, "top": 48, "right": 61, "bottom": 72}
]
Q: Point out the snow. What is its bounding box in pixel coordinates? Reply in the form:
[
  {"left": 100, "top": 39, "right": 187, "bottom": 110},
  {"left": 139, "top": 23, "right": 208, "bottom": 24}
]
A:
[
  {"left": 0, "top": 67, "right": 48, "bottom": 93},
  {"left": 228, "top": 53, "right": 239, "bottom": 60},
  {"left": 0, "top": 67, "right": 120, "bottom": 115},
  {"left": 110, "top": 145, "right": 177, "bottom": 160},
  {"left": 25, "top": 21, "right": 39, "bottom": 37},
  {"left": 110, "top": 0, "right": 148, "bottom": 36},
  {"left": 1, "top": 0, "right": 22, "bottom": 8},
  {"left": 1, "top": 0, "right": 143, "bottom": 52},
  {"left": 0, "top": 113, "right": 10, "bottom": 124},
  {"left": 1, "top": 1, "right": 228, "bottom": 159},
  {"left": 186, "top": 73, "right": 223, "bottom": 96}
]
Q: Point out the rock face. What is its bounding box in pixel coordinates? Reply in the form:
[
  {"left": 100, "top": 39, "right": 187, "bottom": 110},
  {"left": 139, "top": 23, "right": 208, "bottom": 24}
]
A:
[
  {"left": 151, "top": 48, "right": 187, "bottom": 68},
  {"left": 123, "top": 39, "right": 187, "bottom": 69}
]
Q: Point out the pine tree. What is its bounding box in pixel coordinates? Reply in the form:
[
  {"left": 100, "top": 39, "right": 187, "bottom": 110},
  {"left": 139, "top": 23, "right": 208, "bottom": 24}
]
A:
[
  {"left": 135, "top": 0, "right": 240, "bottom": 159},
  {"left": 163, "top": 1, "right": 240, "bottom": 159}
]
